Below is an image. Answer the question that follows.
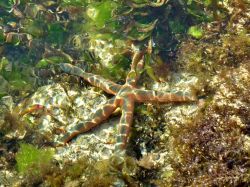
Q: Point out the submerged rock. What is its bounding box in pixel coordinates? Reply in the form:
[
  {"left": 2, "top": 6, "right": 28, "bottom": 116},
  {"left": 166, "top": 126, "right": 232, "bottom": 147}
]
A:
[{"left": 13, "top": 83, "right": 117, "bottom": 160}]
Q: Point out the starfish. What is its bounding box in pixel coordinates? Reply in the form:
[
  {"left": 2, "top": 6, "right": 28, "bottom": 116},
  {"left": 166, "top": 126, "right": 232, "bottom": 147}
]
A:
[{"left": 59, "top": 51, "right": 195, "bottom": 151}]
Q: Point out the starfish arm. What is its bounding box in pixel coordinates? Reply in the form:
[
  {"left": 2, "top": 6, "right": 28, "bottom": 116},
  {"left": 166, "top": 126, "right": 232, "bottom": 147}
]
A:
[
  {"left": 131, "top": 51, "right": 144, "bottom": 72},
  {"left": 134, "top": 89, "right": 196, "bottom": 103},
  {"left": 115, "top": 97, "right": 135, "bottom": 151},
  {"left": 126, "top": 51, "right": 144, "bottom": 87},
  {"left": 61, "top": 98, "right": 117, "bottom": 143},
  {"left": 60, "top": 63, "right": 121, "bottom": 95}
]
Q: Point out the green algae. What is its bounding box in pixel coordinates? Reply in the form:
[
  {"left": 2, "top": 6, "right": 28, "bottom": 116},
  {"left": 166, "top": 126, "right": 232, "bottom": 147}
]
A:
[
  {"left": 0, "top": 58, "right": 35, "bottom": 96},
  {"left": 47, "top": 23, "right": 68, "bottom": 45},
  {"left": 96, "top": 55, "right": 130, "bottom": 81},
  {"left": 0, "top": 0, "right": 222, "bottom": 86},
  {"left": 86, "top": 1, "right": 118, "bottom": 29},
  {"left": 61, "top": 0, "right": 87, "bottom": 6},
  {"left": 0, "top": 57, "right": 9, "bottom": 71},
  {"left": 0, "top": 0, "right": 15, "bottom": 9},
  {"left": 19, "top": 155, "right": 140, "bottom": 186},
  {"left": 21, "top": 19, "right": 45, "bottom": 37},
  {"left": 188, "top": 25, "right": 203, "bottom": 39},
  {"left": 36, "top": 56, "right": 70, "bottom": 68},
  {"left": 15, "top": 143, "right": 54, "bottom": 174},
  {"left": 0, "top": 30, "right": 4, "bottom": 44}
]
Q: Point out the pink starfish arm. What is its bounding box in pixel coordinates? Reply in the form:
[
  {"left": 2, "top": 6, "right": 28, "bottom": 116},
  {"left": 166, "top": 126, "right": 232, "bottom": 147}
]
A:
[
  {"left": 115, "top": 96, "right": 135, "bottom": 150},
  {"left": 62, "top": 98, "right": 118, "bottom": 143},
  {"left": 134, "top": 89, "right": 196, "bottom": 103},
  {"left": 59, "top": 63, "right": 121, "bottom": 95},
  {"left": 57, "top": 48, "right": 196, "bottom": 151},
  {"left": 126, "top": 51, "right": 144, "bottom": 87}
]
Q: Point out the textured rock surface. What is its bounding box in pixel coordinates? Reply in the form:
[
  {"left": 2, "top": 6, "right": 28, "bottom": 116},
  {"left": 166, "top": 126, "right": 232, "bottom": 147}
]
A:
[{"left": 15, "top": 83, "right": 118, "bottom": 160}]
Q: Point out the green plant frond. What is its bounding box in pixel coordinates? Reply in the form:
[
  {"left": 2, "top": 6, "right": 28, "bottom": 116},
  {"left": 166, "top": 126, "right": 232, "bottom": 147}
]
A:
[{"left": 135, "top": 19, "right": 158, "bottom": 33}]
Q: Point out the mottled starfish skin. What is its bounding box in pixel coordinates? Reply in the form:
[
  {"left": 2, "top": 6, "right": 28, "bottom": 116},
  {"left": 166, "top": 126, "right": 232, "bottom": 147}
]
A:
[{"left": 60, "top": 52, "right": 195, "bottom": 151}]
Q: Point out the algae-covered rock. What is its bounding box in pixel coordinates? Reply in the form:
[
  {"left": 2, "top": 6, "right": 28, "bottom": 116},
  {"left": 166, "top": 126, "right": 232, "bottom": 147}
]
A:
[
  {"left": 153, "top": 3, "right": 250, "bottom": 184},
  {"left": 12, "top": 82, "right": 118, "bottom": 159},
  {"left": 165, "top": 64, "right": 250, "bottom": 186},
  {"left": 0, "top": 96, "right": 13, "bottom": 130}
]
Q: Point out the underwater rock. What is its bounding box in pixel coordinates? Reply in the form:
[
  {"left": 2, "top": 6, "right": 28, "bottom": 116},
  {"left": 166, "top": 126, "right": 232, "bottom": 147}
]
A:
[
  {"left": 14, "top": 83, "right": 118, "bottom": 161},
  {"left": 55, "top": 118, "right": 117, "bottom": 162},
  {"left": 12, "top": 64, "right": 199, "bottom": 186},
  {"left": 89, "top": 38, "right": 114, "bottom": 66},
  {"left": 211, "top": 64, "right": 250, "bottom": 106},
  {"left": 133, "top": 70, "right": 199, "bottom": 153}
]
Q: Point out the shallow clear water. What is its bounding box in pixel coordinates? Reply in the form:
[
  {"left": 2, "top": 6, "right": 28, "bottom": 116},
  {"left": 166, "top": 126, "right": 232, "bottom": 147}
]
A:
[{"left": 0, "top": 0, "right": 250, "bottom": 186}]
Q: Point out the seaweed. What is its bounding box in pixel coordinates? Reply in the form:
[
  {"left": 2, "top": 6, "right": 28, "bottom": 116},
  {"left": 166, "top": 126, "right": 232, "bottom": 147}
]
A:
[
  {"left": 15, "top": 143, "right": 54, "bottom": 174},
  {"left": 168, "top": 100, "right": 250, "bottom": 186},
  {"left": 154, "top": 1, "right": 250, "bottom": 184},
  {"left": 0, "top": 0, "right": 224, "bottom": 86},
  {"left": 20, "top": 155, "right": 140, "bottom": 186},
  {"left": 187, "top": 25, "right": 203, "bottom": 39}
]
